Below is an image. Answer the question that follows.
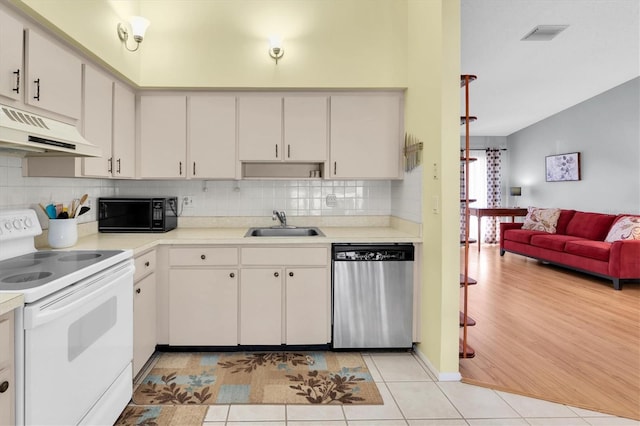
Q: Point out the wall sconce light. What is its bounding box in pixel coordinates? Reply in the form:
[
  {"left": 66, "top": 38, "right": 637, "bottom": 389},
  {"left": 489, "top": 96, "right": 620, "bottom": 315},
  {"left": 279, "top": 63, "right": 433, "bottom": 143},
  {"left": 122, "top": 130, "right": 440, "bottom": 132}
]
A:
[
  {"left": 117, "top": 16, "right": 150, "bottom": 52},
  {"left": 269, "top": 36, "right": 284, "bottom": 64}
]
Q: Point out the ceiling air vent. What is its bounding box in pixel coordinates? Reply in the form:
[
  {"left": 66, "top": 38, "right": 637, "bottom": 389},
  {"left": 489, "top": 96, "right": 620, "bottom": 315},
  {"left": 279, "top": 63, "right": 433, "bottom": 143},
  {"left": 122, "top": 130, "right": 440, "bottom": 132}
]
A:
[{"left": 521, "top": 25, "right": 569, "bottom": 41}]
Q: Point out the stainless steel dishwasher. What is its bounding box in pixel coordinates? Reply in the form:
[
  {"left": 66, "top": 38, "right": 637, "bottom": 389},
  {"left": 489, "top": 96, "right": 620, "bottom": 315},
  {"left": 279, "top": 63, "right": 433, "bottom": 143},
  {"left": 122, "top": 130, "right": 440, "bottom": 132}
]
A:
[{"left": 332, "top": 244, "right": 414, "bottom": 349}]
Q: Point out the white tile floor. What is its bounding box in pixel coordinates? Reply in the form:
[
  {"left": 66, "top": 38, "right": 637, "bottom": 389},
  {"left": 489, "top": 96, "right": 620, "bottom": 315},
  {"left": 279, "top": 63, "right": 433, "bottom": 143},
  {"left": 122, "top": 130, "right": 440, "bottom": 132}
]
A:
[{"left": 199, "top": 352, "right": 639, "bottom": 426}]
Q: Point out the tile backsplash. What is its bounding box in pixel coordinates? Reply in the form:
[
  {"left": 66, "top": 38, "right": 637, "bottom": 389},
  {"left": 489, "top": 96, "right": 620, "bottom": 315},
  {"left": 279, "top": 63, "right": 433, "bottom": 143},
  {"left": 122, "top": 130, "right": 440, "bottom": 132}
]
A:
[
  {"left": 115, "top": 179, "right": 393, "bottom": 217},
  {"left": 1, "top": 155, "right": 422, "bottom": 226},
  {"left": 0, "top": 156, "right": 115, "bottom": 226}
]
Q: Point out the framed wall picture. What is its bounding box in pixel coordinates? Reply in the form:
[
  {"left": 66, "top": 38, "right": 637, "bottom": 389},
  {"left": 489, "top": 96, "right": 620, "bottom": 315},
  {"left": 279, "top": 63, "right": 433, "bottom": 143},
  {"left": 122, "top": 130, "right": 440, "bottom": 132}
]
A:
[{"left": 545, "top": 152, "right": 581, "bottom": 182}]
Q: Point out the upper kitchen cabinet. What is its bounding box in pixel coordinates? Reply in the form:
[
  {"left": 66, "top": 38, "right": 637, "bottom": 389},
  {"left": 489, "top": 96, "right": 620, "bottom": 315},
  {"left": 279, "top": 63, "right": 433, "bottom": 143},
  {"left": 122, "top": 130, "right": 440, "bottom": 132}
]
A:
[
  {"left": 24, "top": 29, "right": 81, "bottom": 120},
  {"left": 0, "top": 9, "right": 23, "bottom": 102},
  {"left": 112, "top": 82, "right": 135, "bottom": 178},
  {"left": 23, "top": 71, "right": 136, "bottom": 179},
  {"left": 238, "top": 95, "right": 328, "bottom": 179},
  {"left": 238, "top": 96, "right": 282, "bottom": 161},
  {"left": 283, "top": 96, "right": 328, "bottom": 162},
  {"left": 238, "top": 95, "right": 328, "bottom": 163},
  {"left": 139, "top": 95, "right": 187, "bottom": 178},
  {"left": 81, "top": 64, "right": 113, "bottom": 177},
  {"left": 188, "top": 96, "right": 237, "bottom": 179},
  {"left": 329, "top": 94, "right": 404, "bottom": 179}
]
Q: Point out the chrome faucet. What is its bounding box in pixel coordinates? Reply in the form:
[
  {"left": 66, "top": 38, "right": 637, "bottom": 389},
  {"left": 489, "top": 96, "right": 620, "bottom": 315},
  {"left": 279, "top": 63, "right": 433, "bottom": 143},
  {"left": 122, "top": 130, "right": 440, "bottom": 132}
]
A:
[{"left": 272, "top": 210, "right": 287, "bottom": 227}]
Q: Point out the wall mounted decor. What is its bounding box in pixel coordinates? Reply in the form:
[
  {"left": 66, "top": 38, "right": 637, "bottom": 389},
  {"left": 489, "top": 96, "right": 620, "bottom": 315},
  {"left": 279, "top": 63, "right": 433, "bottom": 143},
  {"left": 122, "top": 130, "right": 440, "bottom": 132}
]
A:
[{"left": 545, "top": 152, "right": 581, "bottom": 182}]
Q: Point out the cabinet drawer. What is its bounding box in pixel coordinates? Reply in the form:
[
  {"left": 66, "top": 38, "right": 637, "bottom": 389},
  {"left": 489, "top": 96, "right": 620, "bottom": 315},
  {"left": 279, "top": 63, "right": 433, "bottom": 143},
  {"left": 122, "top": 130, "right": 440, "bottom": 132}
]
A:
[
  {"left": 134, "top": 250, "right": 156, "bottom": 281},
  {"left": 241, "top": 247, "right": 328, "bottom": 266},
  {"left": 170, "top": 247, "right": 239, "bottom": 266}
]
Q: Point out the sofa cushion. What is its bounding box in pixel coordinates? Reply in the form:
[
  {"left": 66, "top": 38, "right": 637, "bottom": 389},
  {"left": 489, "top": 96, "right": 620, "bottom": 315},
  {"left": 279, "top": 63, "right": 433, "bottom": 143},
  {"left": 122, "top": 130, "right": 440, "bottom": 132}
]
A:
[
  {"left": 503, "top": 229, "right": 548, "bottom": 244},
  {"left": 522, "top": 207, "right": 561, "bottom": 233},
  {"left": 565, "top": 240, "right": 612, "bottom": 262},
  {"left": 565, "top": 211, "right": 617, "bottom": 241},
  {"left": 604, "top": 215, "right": 640, "bottom": 242},
  {"left": 556, "top": 209, "right": 576, "bottom": 235},
  {"left": 530, "top": 234, "right": 585, "bottom": 252}
]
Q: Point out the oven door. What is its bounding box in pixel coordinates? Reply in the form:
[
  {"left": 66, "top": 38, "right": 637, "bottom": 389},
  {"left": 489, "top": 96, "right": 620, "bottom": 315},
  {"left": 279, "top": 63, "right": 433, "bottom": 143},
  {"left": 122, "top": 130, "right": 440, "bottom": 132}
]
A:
[{"left": 22, "top": 261, "right": 134, "bottom": 426}]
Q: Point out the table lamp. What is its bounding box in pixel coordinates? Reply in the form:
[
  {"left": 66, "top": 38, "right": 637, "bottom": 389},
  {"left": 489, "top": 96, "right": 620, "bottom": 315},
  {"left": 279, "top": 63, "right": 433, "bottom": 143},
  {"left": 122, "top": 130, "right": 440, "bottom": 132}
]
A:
[{"left": 510, "top": 186, "right": 522, "bottom": 207}]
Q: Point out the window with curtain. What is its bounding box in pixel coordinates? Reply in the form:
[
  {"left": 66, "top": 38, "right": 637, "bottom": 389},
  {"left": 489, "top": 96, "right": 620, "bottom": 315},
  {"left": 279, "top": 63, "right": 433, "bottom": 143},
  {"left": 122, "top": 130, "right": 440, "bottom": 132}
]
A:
[{"left": 461, "top": 148, "right": 504, "bottom": 244}]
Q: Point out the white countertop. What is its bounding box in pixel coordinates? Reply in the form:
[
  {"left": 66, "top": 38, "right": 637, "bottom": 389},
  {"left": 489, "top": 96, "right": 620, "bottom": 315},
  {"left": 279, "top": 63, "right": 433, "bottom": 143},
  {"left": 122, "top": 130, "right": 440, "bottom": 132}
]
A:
[
  {"left": 70, "top": 226, "right": 422, "bottom": 255},
  {"left": 0, "top": 293, "right": 24, "bottom": 316}
]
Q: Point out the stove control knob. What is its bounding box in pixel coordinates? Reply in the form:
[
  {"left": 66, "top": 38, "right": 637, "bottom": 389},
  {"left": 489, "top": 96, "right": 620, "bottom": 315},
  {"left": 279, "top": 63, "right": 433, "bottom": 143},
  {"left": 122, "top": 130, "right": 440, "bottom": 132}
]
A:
[
  {"left": 4, "top": 221, "right": 11, "bottom": 231},
  {"left": 13, "top": 219, "right": 22, "bottom": 230},
  {"left": 24, "top": 217, "right": 33, "bottom": 228}
]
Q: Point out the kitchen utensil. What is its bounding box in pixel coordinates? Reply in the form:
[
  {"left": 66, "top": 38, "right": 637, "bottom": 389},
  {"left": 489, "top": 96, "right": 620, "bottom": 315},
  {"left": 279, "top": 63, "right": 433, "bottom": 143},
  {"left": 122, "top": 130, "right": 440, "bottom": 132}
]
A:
[
  {"left": 73, "top": 194, "right": 89, "bottom": 218},
  {"left": 70, "top": 199, "right": 78, "bottom": 218},
  {"left": 45, "top": 204, "right": 57, "bottom": 219},
  {"left": 77, "top": 206, "right": 90, "bottom": 216}
]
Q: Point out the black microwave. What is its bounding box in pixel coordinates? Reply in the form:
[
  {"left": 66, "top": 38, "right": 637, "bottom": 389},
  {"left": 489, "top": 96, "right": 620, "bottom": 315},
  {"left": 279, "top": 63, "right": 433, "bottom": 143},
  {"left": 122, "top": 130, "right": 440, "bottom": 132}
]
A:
[{"left": 98, "top": 197, "right": 178, "bottom": 233}]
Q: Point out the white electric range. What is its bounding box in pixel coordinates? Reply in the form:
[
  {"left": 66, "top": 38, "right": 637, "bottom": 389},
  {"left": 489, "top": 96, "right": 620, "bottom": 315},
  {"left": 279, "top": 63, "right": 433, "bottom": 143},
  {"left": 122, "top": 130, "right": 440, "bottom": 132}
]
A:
[{"left": 0, "top": 209, "right": 134, "bottom": 426}]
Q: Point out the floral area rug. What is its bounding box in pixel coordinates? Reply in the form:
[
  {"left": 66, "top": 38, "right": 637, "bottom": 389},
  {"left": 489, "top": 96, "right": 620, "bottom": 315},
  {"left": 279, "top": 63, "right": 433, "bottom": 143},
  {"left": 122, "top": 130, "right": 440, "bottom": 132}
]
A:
[
  {"left": 115, "top": 404, "right": 207, "bottom": 426},
  {"left": 132, "top": 351, "right": 383, "bottom": 405}
]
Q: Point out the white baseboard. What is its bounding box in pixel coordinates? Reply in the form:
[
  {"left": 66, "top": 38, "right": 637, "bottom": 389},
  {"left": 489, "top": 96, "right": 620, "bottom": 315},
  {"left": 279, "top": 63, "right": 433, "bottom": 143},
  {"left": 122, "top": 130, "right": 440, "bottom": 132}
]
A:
[{"left": 413, "top": 345, "right": 462, "bottom": 382}]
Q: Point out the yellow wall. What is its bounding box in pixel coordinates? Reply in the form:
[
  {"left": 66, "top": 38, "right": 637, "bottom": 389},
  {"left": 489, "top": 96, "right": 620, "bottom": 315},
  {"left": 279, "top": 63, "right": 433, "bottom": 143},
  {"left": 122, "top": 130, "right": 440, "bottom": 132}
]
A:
[
  {"left": 11, "top": 0, "right": 461, "bottom": 376},
  {"left": 406, "top": 0, "right": 460, "bottom": 376},
  {"left": 9, "top": 0, "right": 142, "bottom": 84},
  {"left": 16, "top": 0, "right": 409, "bottom": 89}
]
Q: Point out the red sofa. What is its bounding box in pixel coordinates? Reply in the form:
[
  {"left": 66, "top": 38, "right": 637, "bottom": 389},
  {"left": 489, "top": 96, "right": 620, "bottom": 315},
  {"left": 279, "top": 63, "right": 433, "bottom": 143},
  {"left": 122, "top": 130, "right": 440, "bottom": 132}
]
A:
[{"left": 500, "top": 209, "right": 640, "bottom": 290}]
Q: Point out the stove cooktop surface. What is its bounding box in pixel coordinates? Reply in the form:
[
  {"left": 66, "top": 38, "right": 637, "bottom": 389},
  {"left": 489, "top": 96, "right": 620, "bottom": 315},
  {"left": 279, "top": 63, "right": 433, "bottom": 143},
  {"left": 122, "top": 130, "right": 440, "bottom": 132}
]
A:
[{"left": 0, "top": 250, "right": 123, "bottom": 291}]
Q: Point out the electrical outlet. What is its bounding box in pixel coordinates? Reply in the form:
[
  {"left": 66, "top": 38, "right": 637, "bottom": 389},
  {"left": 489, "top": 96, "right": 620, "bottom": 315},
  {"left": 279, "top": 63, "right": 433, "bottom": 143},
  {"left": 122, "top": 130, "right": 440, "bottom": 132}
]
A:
[
  {"left": 326, "top": 194, "right": 338, "bottom": 207},
  {"left": 183, "top": 196, "right": 193, "bottom": 206}
]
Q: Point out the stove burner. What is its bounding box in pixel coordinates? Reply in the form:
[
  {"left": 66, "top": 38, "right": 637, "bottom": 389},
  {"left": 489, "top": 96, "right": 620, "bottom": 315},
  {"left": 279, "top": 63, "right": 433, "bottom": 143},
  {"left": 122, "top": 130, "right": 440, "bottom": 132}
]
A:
[
  {"left": 0, "top": 259, "right": 41, "bottom": 269},
  {"left": 2, "top": 271, "right": 53, "bottom": 283},
  {"left": 59, "top": 253, "right": 103, "bottom": 262}
]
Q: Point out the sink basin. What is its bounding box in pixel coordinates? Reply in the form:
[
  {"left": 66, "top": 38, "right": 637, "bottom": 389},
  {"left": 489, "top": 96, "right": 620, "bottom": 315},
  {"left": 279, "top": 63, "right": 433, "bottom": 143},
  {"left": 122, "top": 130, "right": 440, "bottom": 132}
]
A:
[{"left": 244, "top": 226, "right": 325, "bottom": 237}]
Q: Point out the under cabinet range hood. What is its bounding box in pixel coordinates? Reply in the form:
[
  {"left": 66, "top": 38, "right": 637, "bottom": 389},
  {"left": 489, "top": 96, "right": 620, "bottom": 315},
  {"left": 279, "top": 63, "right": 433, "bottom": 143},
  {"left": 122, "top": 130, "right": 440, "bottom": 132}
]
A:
[{"left": 0, "top": 104, "right": 101, "bottom": 157}]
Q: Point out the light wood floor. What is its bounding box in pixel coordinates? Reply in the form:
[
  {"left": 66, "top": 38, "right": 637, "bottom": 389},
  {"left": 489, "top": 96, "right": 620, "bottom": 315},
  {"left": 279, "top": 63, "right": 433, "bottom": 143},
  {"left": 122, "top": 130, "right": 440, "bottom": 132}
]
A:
[{"left": 459, "top": 244, "right": 640, "bottom": 420}]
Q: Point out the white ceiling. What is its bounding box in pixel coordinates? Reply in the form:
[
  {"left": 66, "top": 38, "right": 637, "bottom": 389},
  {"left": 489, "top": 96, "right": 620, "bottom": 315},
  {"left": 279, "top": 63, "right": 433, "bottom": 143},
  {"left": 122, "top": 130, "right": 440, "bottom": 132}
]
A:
[{"left": 461, "top": 0, "right": 640, "bottom": 136}]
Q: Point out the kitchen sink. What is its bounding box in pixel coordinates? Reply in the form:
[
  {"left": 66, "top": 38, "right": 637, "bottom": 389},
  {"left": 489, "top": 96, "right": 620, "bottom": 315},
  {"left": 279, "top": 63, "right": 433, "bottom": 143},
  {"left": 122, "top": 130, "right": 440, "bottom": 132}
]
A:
[{"left": 244, "top": 226, "right": 325, "bottom": 237}]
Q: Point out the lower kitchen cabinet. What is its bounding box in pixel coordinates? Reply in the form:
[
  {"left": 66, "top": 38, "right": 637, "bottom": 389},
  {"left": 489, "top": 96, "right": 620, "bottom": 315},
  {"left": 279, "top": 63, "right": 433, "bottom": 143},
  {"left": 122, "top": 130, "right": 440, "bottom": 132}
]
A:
[
  {"left": 285, "top": 267, "right": 328, "bottom": 345},
  {"left": 133, "top": 274, "right": 156, "bottom": 376},
  {"left": 239, "top": 268, "right": 282, "bottom": 345},
  {"left": 169, "top": 269, "right": 239, "bottom": 346},
  {"left": 0, "top": 311, "right": 15, "bottom": 426},
  {"left": 133, "top": 250, "right": 157, "bottom": 377},
  {"left": 240, "top": 246, "right": 330, "bottom": 345}
]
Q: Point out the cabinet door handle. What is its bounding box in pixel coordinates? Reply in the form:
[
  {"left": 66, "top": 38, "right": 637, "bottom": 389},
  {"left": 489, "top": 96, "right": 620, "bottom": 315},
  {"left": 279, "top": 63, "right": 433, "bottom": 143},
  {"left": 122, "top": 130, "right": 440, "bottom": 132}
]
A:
[
  {"left": 179, "top": 161, "right": 183, "bottom": 176},
  {"left": 0, "top": 381, "right": 8, "bottom": 393},
  {"left": 334, "top": 161, "right": 337, "bottom": 175},
  {"left": 145, "top": 261, "right": 150, "bottom": 267},
  {"left": 13, "top": 69, "right": 20, "bottom": 94},
  {"left": 275, "top": 144, "right": 278, "bottom": 159},
  {"left": 193, "top": 162, "right": 196, "bottom": 176},
  {"left": 289, "top": 271, "right": 294, "bottom": 277},
  {"left": 274, "top": 272, "right": 279, "bottom": 277},
  {"left": 117, "top": 158, "right": 121, "bottom": 174},
  {"left": 229, "top": 272, "right": 235, "bottom": 278},
  {"left": 200, "top": 254, "right": 206, "bottom": 260},
  {"left": 136, "top": 288, "right": 141, "bottom": 294},
  {"left": 33, "top": 78, "right": 40, "bottom": 101},
  {"left": 108, "top": 157, "right": 113, "bottom": 173},
  {"left": 287, "top": 144, "right": 291, "bottom": 158}
]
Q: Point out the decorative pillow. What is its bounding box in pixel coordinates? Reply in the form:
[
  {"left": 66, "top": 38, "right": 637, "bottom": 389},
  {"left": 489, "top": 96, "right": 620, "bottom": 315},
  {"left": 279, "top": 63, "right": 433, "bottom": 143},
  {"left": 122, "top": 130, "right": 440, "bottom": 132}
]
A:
[
  {"left": 521, "top": 207, "right": 561, "bottom": 233},
  {"left": 604, "top": 216, "right": 640, "bottom": 242}
]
